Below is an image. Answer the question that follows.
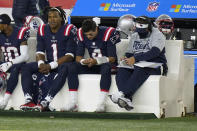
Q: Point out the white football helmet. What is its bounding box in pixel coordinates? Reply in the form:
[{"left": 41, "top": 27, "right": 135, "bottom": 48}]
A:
[
  {"left": 155, "top": 14, "right": 174, "bottom": 35},
  {"left": 117, "top": 14, "right": 136, "bottom": 38},
  {"left": 24, "top": 16, "right": 44, "bottom": 37}
]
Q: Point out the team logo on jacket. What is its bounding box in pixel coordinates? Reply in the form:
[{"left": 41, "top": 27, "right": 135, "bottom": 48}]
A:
[{"left": 147, "top": 2, "right": 160, "bottom": 12}]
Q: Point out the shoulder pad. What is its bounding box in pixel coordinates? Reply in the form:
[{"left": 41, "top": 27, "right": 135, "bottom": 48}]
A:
[
  {"left": 64, "top": 24, "right": 74, "bottom": 36},
  {"left": 103, "top": 27, "right": 115, "bottom": 41},
  {"left": 77, "top": 28, "right": 84, "bottom": 41}
]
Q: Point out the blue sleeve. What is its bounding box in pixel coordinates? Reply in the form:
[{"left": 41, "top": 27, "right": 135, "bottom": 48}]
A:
[
  {"left": 107, "top": 44, "right": 117, "bottom": 57},
  {"left": 66, "top": 38, "right": 77, "bottom": 55},
  {"left": 107, "top": 30, "right": 121, "bottom": 45},
  {"left": 106, "top": 30, "right": 120, "bottom": 57},
  {"left": 125, "top": 53, "right": 134, "bottom": 58},
  {"left": 76, "top": 41, "right": 85, "bottom": 57},
  {"left": 134, "top": 47, "right": 161, "bottom": 62},
  {"left": 36, "top": 33, "right": 45, "bottom": 53},
  {"left": 65, "top": 26, "right": 78, "bottom": 55}
]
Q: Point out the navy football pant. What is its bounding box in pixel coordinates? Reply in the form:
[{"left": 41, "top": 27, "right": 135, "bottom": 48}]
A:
[
  {"left": 46, "top": 62, "right": 78, "bottom": 98},
  {"left": 116, "top": 66, "right": 161, "bottom": 98},
  {"left": 5, "top": 63, "right": 24, "bottom": 94},
  {"left": 70, "top": 62, "right": 112, "bottom": 91},
  {"left": 31, "top": 72, "right": 57, "bottom": 104},
  {"left": 21, "top": 62, "right": 76, "bottom": 100}
]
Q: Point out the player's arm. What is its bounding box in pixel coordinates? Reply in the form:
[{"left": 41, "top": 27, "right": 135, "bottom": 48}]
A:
[
  {"left": 0, "top": 41, "right": 29, "bottom": 72},
  {"left": 54, "top": 25, "right": 78, "bottom": 65},
  {"left": 0, "top": 27, "right": 30, "bottom": 72},
  {"left": 134, "top": 32, "right": 165, "bottom": 62},
  {"left": 10, "top": 40, "right": 29, "bottom": 65},
  {"left": 36, "top": 52, "right": 50, "bottom": 74},
  {"left": 100, "top": 28, "right": 120, "bottom": 65},
  {"left": 10, "top": 27, "right": 30, "bottom": 65},
  {"left": 75, "top": 36, "right": 92, "bottom": 65},
  {"left": 56, "top": 54, "right": 74, "bottom": 65},
  {"left": 36, "top": 27, "right": 50, "bottom": 74},
  {"left": 76, "top": 55, "right": 92, "bottom": 65}
]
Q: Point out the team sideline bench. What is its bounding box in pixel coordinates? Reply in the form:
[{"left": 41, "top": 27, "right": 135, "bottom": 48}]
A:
[{"left": 0, "top": 38, "right": 194, "bottom": 118}]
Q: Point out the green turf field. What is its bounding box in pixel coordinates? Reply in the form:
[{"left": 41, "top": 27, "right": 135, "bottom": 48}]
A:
[{"left": 0, "top": 111, "right": 197, "bottom": 131}]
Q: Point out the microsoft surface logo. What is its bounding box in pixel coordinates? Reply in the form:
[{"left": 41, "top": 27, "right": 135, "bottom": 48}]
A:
[
  {"left": 169, "top": 5, "right": 182, "bottom": 12},
  {"left": 99, "top": 3, "right": 111, "bottom": 11}
]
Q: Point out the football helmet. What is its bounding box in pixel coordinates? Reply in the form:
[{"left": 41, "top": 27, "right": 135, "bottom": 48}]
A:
[
  {"left": 117, "top": 14, "right": 136, "bottom": 37},
  {"left": 155, "top": 14, "right": 174, "bottom": 34},
  {"left": 24, "top": 16, "right": 44, "bottom": 37}
]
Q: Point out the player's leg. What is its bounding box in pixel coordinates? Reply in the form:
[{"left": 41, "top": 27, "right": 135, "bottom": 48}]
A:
[
  {"left": 38, "top": 63, "right": 69, "bottom": 111},
  {"left": 0, "top": 63, "right": 24, "bottom": 110},
  {"left": 109, "top": 68, "right": 133, "bottom": 105},
  {"left": 117, "top": 67, "right": 160, "bottom": 110},
  {"left": 95, "top": 63, "right": 112, "bottom": 112},
  {"left": 20, "top": 62, "right": 39, "bottom": 111},
  {"left": 61, "top": 62, "right": 80, "bottom": 112}
]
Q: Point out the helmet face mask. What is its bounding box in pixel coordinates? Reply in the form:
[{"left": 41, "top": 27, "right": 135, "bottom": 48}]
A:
[
  {"left": 155, "top": 14, "right": 174, "bottom": 35},
  {"left": 134, "top": 16, "right": 152, "bottom": 38},
  {"left": 158, "top": 19, "right": 174, "bottom": 34},
  {"left": 117, "top": 14, "right": 136, "bottom": 38}
]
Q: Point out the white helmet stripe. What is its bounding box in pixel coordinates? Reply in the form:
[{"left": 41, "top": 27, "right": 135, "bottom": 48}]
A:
[
  {"left": 39, "top": 24, "right": 44, "bottom": 36},
  {"left": 18, "top": 27, "right": 28, "bottom": 39}
]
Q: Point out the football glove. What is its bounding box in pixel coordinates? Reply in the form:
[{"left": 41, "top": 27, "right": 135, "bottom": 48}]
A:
[{"left": 0, "top": 62, "right": 12, "bottom": 72}]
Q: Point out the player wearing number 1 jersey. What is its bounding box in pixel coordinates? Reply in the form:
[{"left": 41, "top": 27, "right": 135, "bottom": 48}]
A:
[
  {"left": 62, "top": 19, "right": 121, "bottom": 112},
  {"left": 20, "top": 7, "right": 78, "bottom": 111},
  {"left": 0, "top": 14, "right": 30, "bottom": 109}
]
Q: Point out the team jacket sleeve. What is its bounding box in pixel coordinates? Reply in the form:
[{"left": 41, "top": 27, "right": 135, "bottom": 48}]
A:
[
  {"left": 106, "top": 29, "right": 120, "bottom": 57},
  {"left": 12, "top": 0, "right": 29, "bottom": 21}
]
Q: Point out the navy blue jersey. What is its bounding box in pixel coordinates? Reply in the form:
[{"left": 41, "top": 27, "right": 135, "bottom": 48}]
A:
[
  {"left": 37, "top": 24, "right": 77, "bottom": 62},
  {"left": 0, "top": 26, "right": 30, "bottom": 62},
  {"left": 77, "top": 26, "right": 120, "bottom": 58}
]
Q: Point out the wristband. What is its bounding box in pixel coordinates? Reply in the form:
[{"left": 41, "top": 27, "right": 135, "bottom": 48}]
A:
[
  {"left": 80, "top": 59, "right": 86, "bottom": 65},
  {"left": 38, "top": 60, "right": 44, "bottom": 67},
  {"left": 49, "top": 61, "right": 58, "bottom": 69}
]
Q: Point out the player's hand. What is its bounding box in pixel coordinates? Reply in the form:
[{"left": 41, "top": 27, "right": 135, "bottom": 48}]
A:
[
  {"left": 88, "top": 58, "right": 97, "bottom": 68},
  {"left": 82, "top": 58, "right": 91, "bottom": 65},
  {"left": 0, "top": 62, "right": 12, "bottom": 72},
  {"left": 39, "top": 64, "right": 51, "bottom": 74},
  {"left": 125, "top": 57, "right": 135, "bottom": 66},
  {"left": 120, "top": 56, "right": 126, "bottom": 61}
]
